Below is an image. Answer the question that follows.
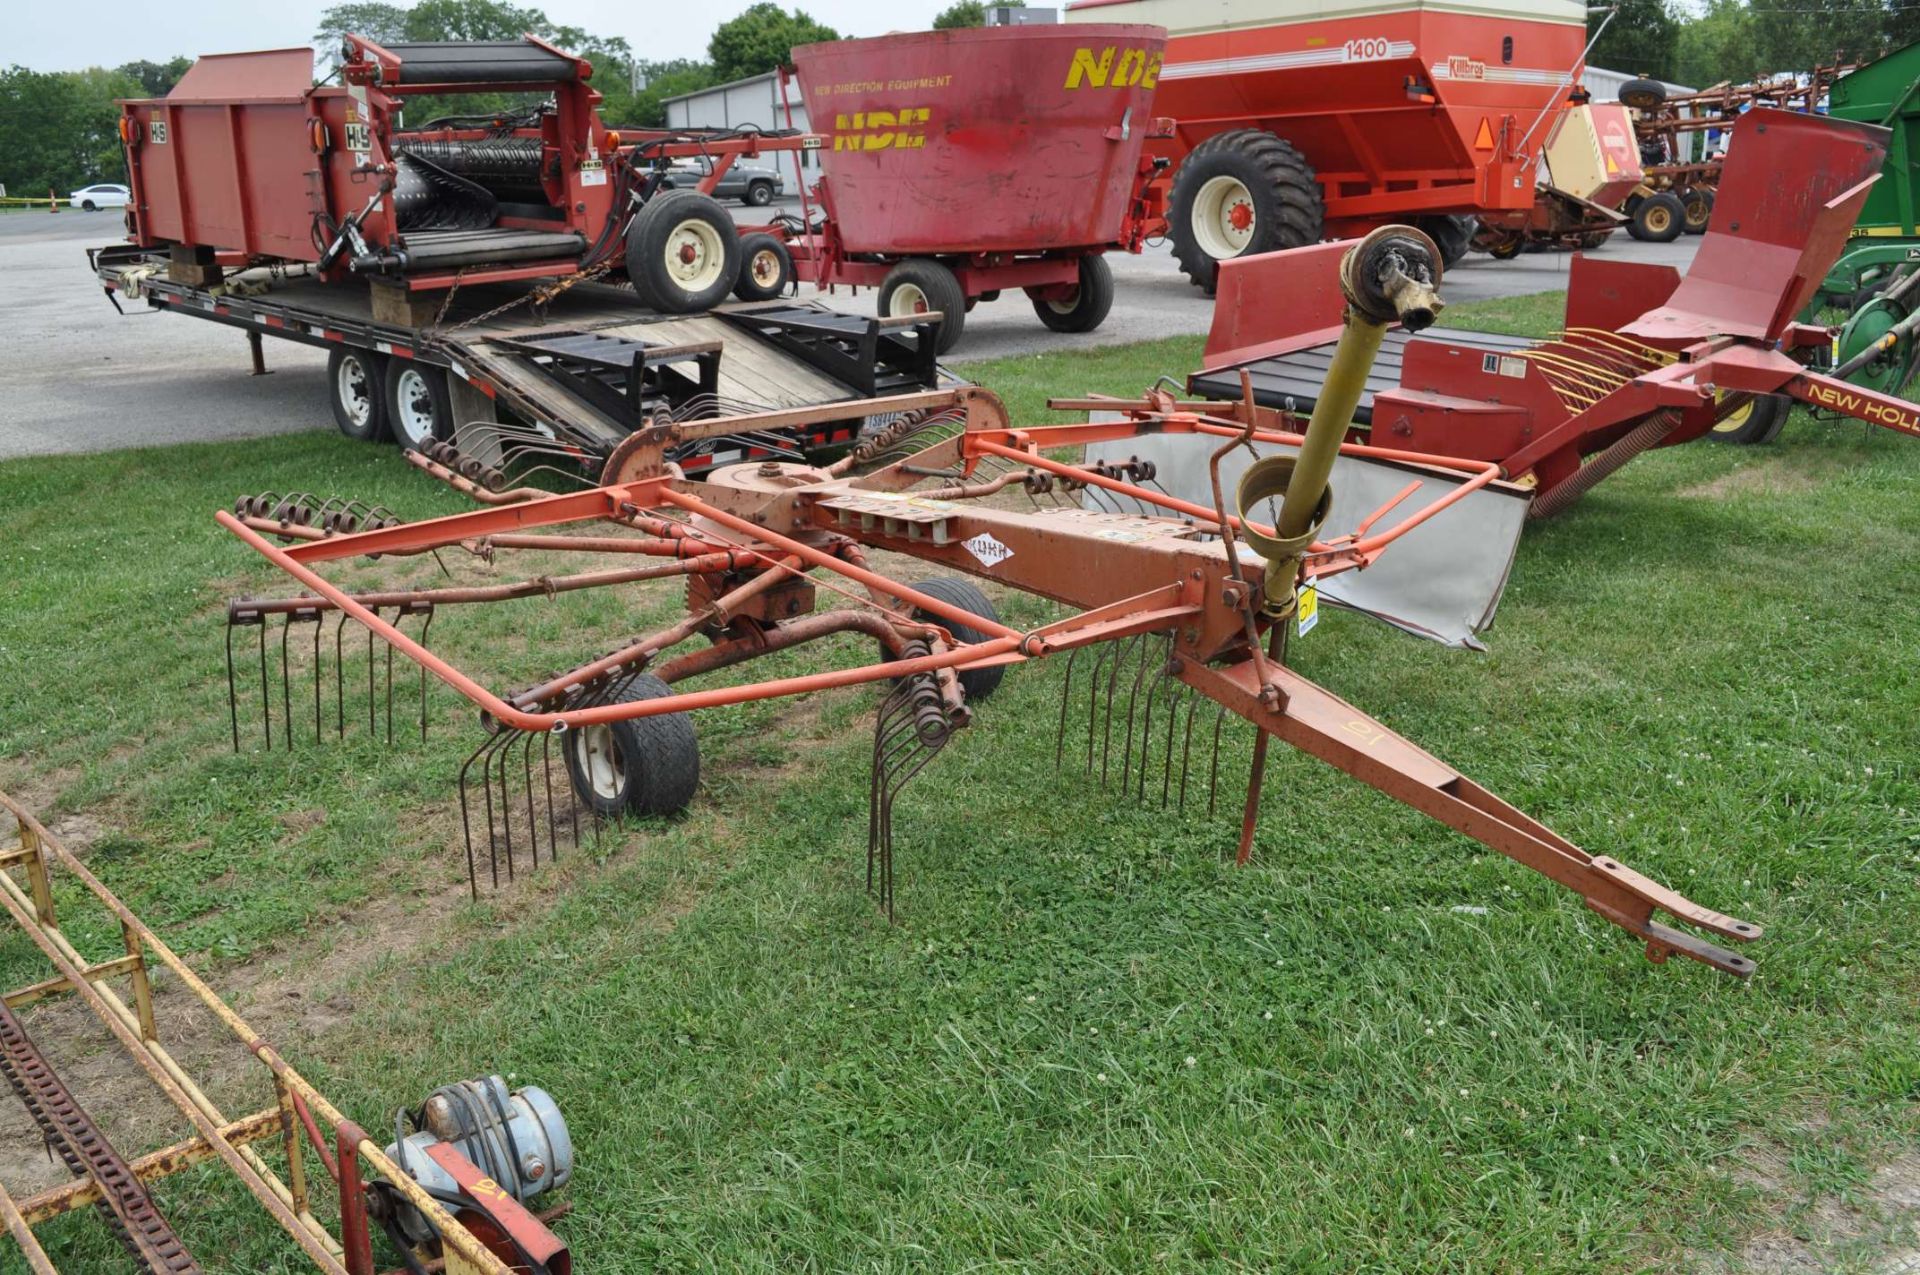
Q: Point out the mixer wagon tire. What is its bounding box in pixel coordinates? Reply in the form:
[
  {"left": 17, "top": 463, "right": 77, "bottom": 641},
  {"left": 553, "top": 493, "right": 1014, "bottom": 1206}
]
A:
[
  {"left": 1029, "top": 254, "right": 1114, "bottom": 334},
  {"left": 1680, "top": 186, "right": 1714, "bottom": 234},
  {"left": 733, "top": 234, "right": 794, "bottom": 301},
  {"left": 626, "top": 190, "right": 741, "bottom": 314},
  {"left": 1420, "top": 216, "right": 1477, "bottom": 270},
  {"left": 384, "top": 362, "right": 452, "bottom": 452},
  {"left": 880, "top": 259, "right": 967, "bottom": 354},
  {"left": 744, "top": 180, "right": 776, "bottom": 207},
  {"left": 1620, "top": 78, "right": 1667, "bottom": 110},
  {"left": 1168, "top": 128, "right": 1324, "bottom": 293},
  {"left": 1709, "top": 394, "right": 1790, "bottom": 445},
  {"left": 879, "top": 576, "right": 1006, "bottom": 701},
  {"left": 1628, "top": 192, "right": 1685, "bottom": 243},
  {"left": 327, "top": 348, "right": 390, "bottom": 443},
  {"left": 563, "top": 674, "right": 700, "bottom": 818}
]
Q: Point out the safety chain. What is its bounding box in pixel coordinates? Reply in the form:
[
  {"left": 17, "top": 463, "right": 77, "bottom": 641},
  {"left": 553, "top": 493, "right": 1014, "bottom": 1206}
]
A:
[{"left": 433, "top": 261, "right": 617, "bottom": 337}]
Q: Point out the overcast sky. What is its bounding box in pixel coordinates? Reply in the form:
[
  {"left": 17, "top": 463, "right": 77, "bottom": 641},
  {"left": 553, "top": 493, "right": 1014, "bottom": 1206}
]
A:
[{"left": 9, "top": 0, "right": 954, "bottom": 72}]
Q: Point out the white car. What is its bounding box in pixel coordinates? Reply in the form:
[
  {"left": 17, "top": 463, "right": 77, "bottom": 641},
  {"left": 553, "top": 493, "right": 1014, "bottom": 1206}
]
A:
[{"left": 69, "top": 183, "right": 130, "bottom": 211}]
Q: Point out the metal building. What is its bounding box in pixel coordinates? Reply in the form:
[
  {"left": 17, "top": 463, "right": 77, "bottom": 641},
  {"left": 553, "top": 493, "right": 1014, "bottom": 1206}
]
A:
[{"left": 662, "top": 71, "right": 814, "bottom": 191}]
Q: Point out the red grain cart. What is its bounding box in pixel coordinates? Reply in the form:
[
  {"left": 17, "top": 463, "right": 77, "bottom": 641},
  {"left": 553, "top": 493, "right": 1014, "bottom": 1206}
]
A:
[
  {"left": 783, "top": 25, "right": 1170, "bottom": 352},
  {"left": 1063, "top": 0, "right": 1589, "bottom": 288}
]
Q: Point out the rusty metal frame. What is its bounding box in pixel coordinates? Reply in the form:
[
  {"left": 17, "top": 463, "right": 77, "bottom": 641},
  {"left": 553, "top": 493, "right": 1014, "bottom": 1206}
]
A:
[{"left": 0, "top": 789, "right": 524, "bottom": 1275}]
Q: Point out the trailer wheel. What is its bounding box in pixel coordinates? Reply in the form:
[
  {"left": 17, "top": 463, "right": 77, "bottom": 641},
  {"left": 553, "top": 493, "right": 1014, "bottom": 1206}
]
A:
[
  {"left": 385, "top": 362, "right": 452, "bottom": 452},
  {"left": 1710, "top": 393, "right": 1790, "bottom": 445},
  {"left": 1028, "top": 254, "right": 1114, "bottom": 334},
  {"left": 733, "top": 233, "right": 794, "bottom": 302},
  {"left": 327, "top": 348, "right": 390, "bottom": 443},
  {"left": 1627, "top": 191, "right": 1685, "bottom": 243},
  {"left": 1679, "top": 186, "right": 1714, "bottom": 234},
  {"left": 563, "top": 674, "right": 700, "bottom": 818},
  {"left": 1168, "top": 129, "right": 1324, "bottom": 293},
  {"left": 880, "top": 259, "right": 966, "bottom": 354},
  {"left": 883, "top": 577, "right": 1006, "bottom": 701},
  {"left": 627, "top": 191, "right": 740, "bottom": 314},
  {"left": 1619, "top": 78, "right": 1667, "bottom": 110}
]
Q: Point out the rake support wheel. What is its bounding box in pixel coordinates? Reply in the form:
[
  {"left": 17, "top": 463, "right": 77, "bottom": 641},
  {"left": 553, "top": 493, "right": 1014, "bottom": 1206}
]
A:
[{"left": 562, "top": 674, "right": 700, "bottom": 817}]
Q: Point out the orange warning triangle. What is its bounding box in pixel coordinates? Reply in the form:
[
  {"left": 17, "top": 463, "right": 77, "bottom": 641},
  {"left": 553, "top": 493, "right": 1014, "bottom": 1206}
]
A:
[{"left": 1473, "top": 117, "right": 1495, "bottom": 151}]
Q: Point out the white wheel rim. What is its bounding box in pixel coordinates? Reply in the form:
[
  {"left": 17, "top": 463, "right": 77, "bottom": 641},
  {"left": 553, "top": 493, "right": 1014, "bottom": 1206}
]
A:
[
  {"left": 392, "top": 368, "right": 435, "bottom": 447},
  {"left": 575, "top": 726, "right": 624, "bottom": 800},
  {"left": 336, "top": 356, "right": 374, "bottom": 427},
  {"left": 1045, "top": 289, "right": 1081, "bottom": 316},
  {"left": 749, "top": 249, "right": 782, "bottom": 288},
  {"left": 889, "top": 282, "right": 931, "bottom": 316},
  {"left": 1192, "top": 174, "right": 1255, "bottom": 259},
  {"left": 663, "top": 218, "right": 726, "bottom": 293}
]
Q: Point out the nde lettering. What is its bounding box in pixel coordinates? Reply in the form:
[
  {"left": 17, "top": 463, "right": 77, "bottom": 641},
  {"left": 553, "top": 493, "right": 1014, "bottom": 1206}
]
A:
[
  {"left": 834, "top": 107, "right": 931, "bottom": 150},
  {"left": 1064, "top": 45, "right": 1162, "bottom": 90}
]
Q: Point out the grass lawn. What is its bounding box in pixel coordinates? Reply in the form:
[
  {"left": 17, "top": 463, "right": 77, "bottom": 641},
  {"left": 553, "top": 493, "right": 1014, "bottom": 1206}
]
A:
[{"left": 1, "top": 291, "right": 1918, "bottom": 1272}]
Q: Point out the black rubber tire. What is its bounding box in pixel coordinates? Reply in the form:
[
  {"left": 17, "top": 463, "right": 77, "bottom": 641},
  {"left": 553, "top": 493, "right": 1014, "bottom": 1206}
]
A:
[
  {"left": 744, "top": 180, "right": 775, "bottom": 207},
  {"left": 1709, "top": 393, "right": 1790, "bottom": 446},
  {"left": 1679, "top": 186, "right": 1714, "bottom": 234},
  {"left": 1488, "top": 237, "right": 1524, "bottom": 261},
  {"left": 1168, "top": 128, "right": 1324, "bottom": 293},
  {"left": 383, "top": 361, "right": 452, "bottom": 453},
  {"left": 81, "top": 200, "right": 97, "bottom": 212},
  {"left": 562, "top": 674, "right": 700, "bottom": 818},
  {"left": 1628, "top": 191, "right": 1685, "bottom": 243},
  {"left": 1420, "top": 216, "right": 1477, "bottom": 270},
  {"left": 326, "top": 348, "right": 390, "bottom": 443},
  {"left": 879, "top": 258, "right": 966, "bottom": 354},
  {"left": 733, "top": 233, "right": 794, "bottom": 302},
  {"left": 886, "top": 577, "right": 1005, "bottom": 701},
  {"left": 1579, "top": 230, "right": 1614, "bottom": 250},
  {"left": 1029, "top": 254, "right": 1115, "bottom": 333},
  {"left": 626, "top": 190, "right": 741, "bottom": 314},
  {"left": 1620, "top": 78, "right": 1667, "bottom": 110}
]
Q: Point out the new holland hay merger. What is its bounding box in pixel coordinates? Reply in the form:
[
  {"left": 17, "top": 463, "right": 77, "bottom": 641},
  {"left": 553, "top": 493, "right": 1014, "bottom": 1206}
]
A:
[{"left": 1065, "top": 0, "right": 1589, "bottom": 285}]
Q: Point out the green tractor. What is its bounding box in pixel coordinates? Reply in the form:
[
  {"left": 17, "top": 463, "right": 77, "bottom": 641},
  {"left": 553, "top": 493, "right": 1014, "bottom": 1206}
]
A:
[{"left": 1807, "top": 42, "right": 1920, "bottom": 395}]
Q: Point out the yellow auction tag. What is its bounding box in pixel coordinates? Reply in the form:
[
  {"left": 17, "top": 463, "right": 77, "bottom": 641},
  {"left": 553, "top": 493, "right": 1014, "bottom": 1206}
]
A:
[{"left": 1296, "top": 580, "right": 1319, "bottom": 636}]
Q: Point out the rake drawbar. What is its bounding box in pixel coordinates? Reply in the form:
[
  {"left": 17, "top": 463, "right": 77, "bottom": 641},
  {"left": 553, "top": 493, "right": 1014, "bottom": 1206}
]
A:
[{"left": 216, "top": 231, "right": 1761, "bottom": 976}]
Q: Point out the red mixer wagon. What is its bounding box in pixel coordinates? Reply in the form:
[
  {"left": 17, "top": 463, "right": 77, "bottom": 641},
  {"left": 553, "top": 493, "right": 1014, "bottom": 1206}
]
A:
[
  {"left": 781, "top": 24, "right": 1172, "bottom": 352},
  {"left": 1064, "top": 0, "right": 1591, "bottom": 287}
]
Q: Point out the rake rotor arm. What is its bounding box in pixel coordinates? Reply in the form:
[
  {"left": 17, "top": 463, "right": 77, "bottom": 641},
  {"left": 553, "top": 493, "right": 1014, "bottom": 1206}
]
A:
[{"left": 1174, "top": 656, "right": 1762, "bottom": 976}]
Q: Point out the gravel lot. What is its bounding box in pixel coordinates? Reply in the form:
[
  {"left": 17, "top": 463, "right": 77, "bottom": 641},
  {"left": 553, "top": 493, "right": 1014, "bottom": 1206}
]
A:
[{"left": 0, "top": 206, "right": 1699, "bottom": 460}]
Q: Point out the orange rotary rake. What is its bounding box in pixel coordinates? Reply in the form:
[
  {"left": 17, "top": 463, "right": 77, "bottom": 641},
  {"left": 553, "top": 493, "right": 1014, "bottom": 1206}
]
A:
[{"left": 219, "top": 229, "right": 1761, "bottom": 977}]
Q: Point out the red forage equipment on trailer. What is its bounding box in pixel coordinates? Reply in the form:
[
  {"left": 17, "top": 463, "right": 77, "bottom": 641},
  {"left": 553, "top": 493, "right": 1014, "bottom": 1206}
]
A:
[{"left": 782, "top": 24, "right": 1172, "bottom": 352}]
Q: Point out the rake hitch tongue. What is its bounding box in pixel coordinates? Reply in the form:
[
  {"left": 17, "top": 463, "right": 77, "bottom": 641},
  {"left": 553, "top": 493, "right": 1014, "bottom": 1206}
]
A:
[{"left": 213, "top": 233, "right": 1764, "bottom": 974}]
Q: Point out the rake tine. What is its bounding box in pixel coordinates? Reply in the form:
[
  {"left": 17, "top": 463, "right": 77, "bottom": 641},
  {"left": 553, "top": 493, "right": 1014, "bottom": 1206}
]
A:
[
  {"left": 225, "top": 622, "right": 241, "bottom": 752},
  {"left": 541, "top": 731, "right": 560, "bottom": 866},
  {"left": 309, "top": 612, "right": 322, "bottom": 745},
  {"left": 1163, "top": 678, "right": 1184, "bottom": 809},
  {"left": 457, "top": 734, "right": 491, "bottom": 900},
  {"left": 1053, "top": 646, "right": 1079, "bottom": 772},
  {"left": 518, "top": 730, "right": 540, "bottom": 871},
  {"left": 334, "top": 613, "right": 348, "bottom": 740},
  {"left": 1101, "top": 634, "right": 1143, "bottom": 788},
  {"left": 1208, "top": 702, "right": 1226, "bottom": 818},
  {"left": 365, "top": 616, "right": 377, "bottom": 738},
  {"left": 1083, "top": 640, "right": 1115, "bottom": 775},
  {"left": 493, "top": 731, "right": 517, "bottom": 883},
  {"left": 1121, "top": 638, "right": 1156, "bottom": 793},
  {"left": 386, "top": 633, "right": 395, "bottom": 746},
  {"left": 257, "top": 619, "right": 271, "bottom": 752},
  {"left": 278, "top": 616, "right": 293, "bottom": 751},
  {"left": 418, "top": 607, "right": 434, "bottom": 742}
]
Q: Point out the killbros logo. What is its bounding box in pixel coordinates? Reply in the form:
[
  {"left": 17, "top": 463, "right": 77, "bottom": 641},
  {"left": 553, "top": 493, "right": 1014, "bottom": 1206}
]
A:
[
  {"left": 1064, "top": 45, "right": 1162, "bottom": 90},
  {"left": 834, "top": 108, "right": 931, "bottom": 150}
]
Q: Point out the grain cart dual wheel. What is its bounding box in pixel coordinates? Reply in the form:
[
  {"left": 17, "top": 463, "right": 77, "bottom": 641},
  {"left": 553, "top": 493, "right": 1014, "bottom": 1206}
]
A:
[
  {"left": 1627, "top": 191, "right": 1686, "bottom": 243},
  {"left": 1168, "top": 129, "right": 1325, "bottom": 293},
  {"left": 626, "top": 190, "right": 741, "bottom": 314}
]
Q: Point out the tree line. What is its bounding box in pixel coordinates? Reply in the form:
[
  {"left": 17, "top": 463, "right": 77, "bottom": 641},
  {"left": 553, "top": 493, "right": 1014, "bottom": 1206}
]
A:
[{"left": 3, "top": 0, "right": 1913, "bottom": 198}]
